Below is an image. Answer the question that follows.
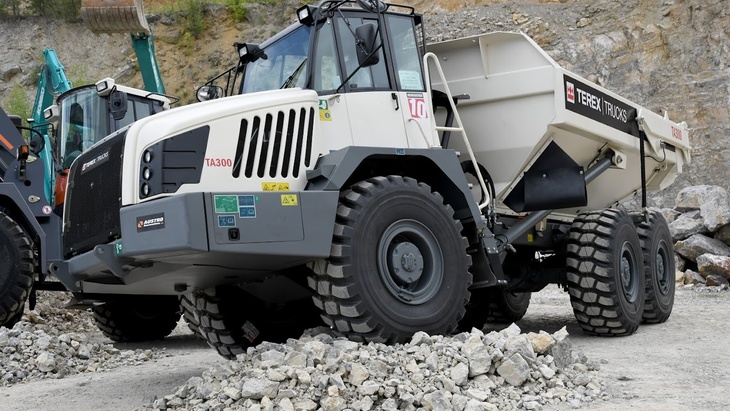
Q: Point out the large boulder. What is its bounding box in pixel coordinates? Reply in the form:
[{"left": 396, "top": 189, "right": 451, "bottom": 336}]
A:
[
  {"left": 675, "top": 234, "right": 730, "bottom": 262},
  {"left": 713, "top": 224, "right": 730, "bottom": 245},
  {"left": 696, "top": 254, "right": 730, "bottom": 281},
  {"left": 668, "top": 211, "right": 707, "bottom": 241},
  {"left": 674, "top": 185, "right": 730, "bottom": 232}
]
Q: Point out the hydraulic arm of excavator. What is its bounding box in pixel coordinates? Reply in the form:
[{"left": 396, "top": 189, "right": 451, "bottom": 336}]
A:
[
  {"left": 31, "top": 49, "right": 73, "bottom": 203},
  {"left": 81, "top": 0, "right": 166, "bottom": 94}
]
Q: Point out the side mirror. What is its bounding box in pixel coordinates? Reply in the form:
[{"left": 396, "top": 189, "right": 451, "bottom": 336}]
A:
[
  {"left": 44, "top": 105, "right": 60, "bottom": 123},
  {"left": 196, "top": 85, "right": 224, "bottom": 102},
  {"left": 109, "top": 90, "right": 128, "bottom": 121},
  {"left": 354, "top": 23, "right": 379, "bottom": 67},
  {"left": 29, "top": 132, "right": 45, "bottom": 155}
]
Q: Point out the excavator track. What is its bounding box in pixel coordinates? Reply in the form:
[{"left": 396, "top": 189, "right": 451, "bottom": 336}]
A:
[{"left": 81, "top": 0, "right": 150, "bottom": 34}]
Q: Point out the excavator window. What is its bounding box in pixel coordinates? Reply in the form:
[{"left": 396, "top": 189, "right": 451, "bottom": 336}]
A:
[{"left": 58, "top": 87, "right": 108, "bottom": 169}]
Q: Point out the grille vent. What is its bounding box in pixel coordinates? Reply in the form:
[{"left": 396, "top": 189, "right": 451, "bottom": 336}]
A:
[{"left": 232, "top": 107, "right": 315, "bottom": 179}]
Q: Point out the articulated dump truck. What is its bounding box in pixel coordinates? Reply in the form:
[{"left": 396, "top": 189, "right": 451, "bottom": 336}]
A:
[{"left": 45, "top": 0, "right": 689, "bottom": 358}]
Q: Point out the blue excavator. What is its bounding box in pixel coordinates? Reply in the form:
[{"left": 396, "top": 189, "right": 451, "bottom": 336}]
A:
[{"left": 0, "top": 0, "right": 170, "bottom": 328}]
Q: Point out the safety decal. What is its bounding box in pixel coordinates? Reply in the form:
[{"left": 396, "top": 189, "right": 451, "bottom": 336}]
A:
[
  {"left": 319, "top": 99, "right": 332, "bottom": 122},
  {"left": 238, "top": 195, "right": 256, "bottom": 218},
  {"left": 408, "top": 97, "right": 428, "bottom": 119},
  {"left": 214, "top": 195, "right": 238, "bottom": 213},
  {"left": 281, "top": 194, "right": 298, "bottom": 206},
  {"left": 218, "top": 215, "right": 236, "bottom": 227},
  {"left": 262, "top": 182, "right": 290, "bottom": 191}
]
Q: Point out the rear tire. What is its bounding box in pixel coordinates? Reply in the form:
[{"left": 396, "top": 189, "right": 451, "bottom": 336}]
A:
[
  {"left": 0, "top": 211, "right": 34, "bottom": 328},
  {"left": 566, "top": 209, "right": 644, "bottom": 336},
  {"left": 92, "top": 295, "right": 181, "bottom": 342},
  {"left": 193, "top": 286, "right": 323, "bottom": 359},
  {"left": 309, "top": 176, "right": 472, "bottom": 343},
  {"left": 637, "top": 211, "right": 675, "bottom": 324},
  {"left": 458, "top": 287, "right": 531, "bottom": 331}
]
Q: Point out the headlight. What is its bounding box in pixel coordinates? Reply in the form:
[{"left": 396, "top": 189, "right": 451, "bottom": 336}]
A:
[
  {"left": 140, "top": 182, "right": 150, "bottom": 197},
  {"left": 142, "top": 167, "right": 152, "bottom": 180}
]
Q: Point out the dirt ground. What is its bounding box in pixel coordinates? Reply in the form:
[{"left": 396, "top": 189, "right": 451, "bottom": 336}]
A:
[{"left": 1, "top": 286, "right": 728, "bottom": 411}]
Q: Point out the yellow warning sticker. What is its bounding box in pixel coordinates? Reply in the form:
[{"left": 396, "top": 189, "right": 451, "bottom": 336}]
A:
[
  {"left": 262, "top": 182, "right": 290, "bottom": 191},
  {"left": 527, "top": 233, "right": 534, "bottom": 243},
  {"left": 281, "top": 194, "right": 298, "bottom": 206},
  {"left": 319, "top": 109, "right": 332, "bottom": 121}
]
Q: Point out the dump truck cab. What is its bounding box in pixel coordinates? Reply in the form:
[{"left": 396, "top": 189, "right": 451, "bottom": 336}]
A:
[{"left": 199, "top": 2, "right": 436, "bottom": 154}]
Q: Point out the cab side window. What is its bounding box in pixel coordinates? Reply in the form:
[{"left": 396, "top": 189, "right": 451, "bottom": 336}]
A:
[
  {"left": 336, "top": 17, "right": 390, "bottom": 90},
  {"left": 313, "top": 20, "right": 342, "bottom": 92}
]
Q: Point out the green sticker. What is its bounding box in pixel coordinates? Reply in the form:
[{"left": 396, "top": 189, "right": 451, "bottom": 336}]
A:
[
  {"left": 215, "top": 195, "right": 238, "bottom": 213},
  {"left": 115, "top": 242, "right": 123, "bottom": 255}
]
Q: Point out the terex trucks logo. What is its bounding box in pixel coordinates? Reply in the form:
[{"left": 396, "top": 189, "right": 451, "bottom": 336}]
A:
[
  {"left": 80, "top": 150, "right": 110, "bottom": 174},
  {"left": 566, "top": 81, "right": 575, "bottom": 104},
  {"left": 564, "top": 75, "right": 639, "bottom": 138},
  {"left": 136, "top": 212, "right": 165, "bottom": 232}
]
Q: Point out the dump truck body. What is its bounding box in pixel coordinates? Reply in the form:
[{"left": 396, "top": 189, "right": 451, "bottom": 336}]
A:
[{"left": 428, "top": 32, "right": 689, "bottom": 218}]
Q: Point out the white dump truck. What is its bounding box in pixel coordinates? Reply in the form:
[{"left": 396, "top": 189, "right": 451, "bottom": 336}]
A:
[{"left": 50, "top": 0, "right": 689, "bottom": 358}]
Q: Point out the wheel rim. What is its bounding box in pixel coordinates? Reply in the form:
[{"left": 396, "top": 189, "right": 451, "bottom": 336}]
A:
[
  {"left": 377, "top": 219, "right": 443, "bottom": 305},
  {"left": 656, "top": 240, "right": 671, "bottom": 295},
  {"left": 619, "top": 241, "right": 640, "bottom": 302}
]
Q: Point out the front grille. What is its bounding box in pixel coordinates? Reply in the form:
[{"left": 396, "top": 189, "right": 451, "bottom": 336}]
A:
[
  {"left": 232, "top": 107, "right": 315, "bottom": 179},
  {"left": 63, "top": 132, "right": 125, "bottom": 257}
]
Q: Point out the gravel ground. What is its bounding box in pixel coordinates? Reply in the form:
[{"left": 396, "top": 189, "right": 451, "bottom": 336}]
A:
[{"left": 0, "top": 286, "right": 728, "bottom": 410}]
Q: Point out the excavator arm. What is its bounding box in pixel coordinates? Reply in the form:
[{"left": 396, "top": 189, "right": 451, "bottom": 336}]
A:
[
  {"left": 31, "top": 49, "right": 73, "bottom": 203},
  {"left": 81, "top": 0, "right": 166, "bottom": 94}
]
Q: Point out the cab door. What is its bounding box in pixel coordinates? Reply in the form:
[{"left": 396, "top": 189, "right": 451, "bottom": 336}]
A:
[{"left": 313, "top": 14, "right": 409, "bottom": 151}]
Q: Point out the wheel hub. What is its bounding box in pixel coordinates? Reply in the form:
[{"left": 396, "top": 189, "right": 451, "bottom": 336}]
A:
[
  {"left": 377, "top": 219, "right": 443, "bottom": 305},
  {"left": 656, "top": 244, "right": 671, "bottom": 294},
  {"left": 619, "top": 241, "right": 639, "bottom": 302},
  {"left": 620, "top": 256, "right": 632, "bottom": 289},
  {"left": 391, "top": 242, "right": 424, "bottom": 284}
]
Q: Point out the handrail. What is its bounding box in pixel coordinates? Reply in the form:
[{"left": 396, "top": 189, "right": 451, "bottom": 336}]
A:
[{"left": 422, "top": 52, "right": 491, "bottom": 211}]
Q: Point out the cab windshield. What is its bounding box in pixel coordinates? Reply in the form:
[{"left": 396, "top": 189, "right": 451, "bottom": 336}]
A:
[
  {"left": 241, "top": 25, "right": 312, "bottom": 94},
  {"left": 58, "top": 87, "right": 109, "bottom": 169}
]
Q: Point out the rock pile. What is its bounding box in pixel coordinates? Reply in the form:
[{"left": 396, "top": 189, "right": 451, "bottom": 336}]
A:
[
  {"left": 0, "top": 290, "right": 169, "bottom": 386},
  {"left": 0, "top": 320, "right": 167, "bottom": 386},
  {"left": 662, "top": 185, "right": 730, "bottom": 290},
  {"left": 143, "top": 325, "right": 606, "bottom": 411}
]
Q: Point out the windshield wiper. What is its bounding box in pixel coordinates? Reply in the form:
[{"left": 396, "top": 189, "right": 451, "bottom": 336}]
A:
[{"left": 280, "top": 58, "right": 308, "bottom": 89}]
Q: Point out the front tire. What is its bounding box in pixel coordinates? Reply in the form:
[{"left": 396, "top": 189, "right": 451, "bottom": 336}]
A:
[
  {"left": 0, "top": 211, "right": 34, "bottom": 328},
  {"left": 566, "top": 209, "right": 644, "bottom": 336},
  {"left": 637, "top": 211, "right": 675, "bottom": 324},
  {"left": 309, "top": 176, "right": 472, "bottom": 343},
  {"left": 193, "top": 286, "right": 323, "bottom": 359},
  {"left": 92, "top": 295, "right": 181, "bottom": 342}
]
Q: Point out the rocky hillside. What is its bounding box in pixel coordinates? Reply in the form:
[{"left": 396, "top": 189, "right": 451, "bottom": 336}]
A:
[{"left": 0, "top": 0, "right": 727, "bottom": 205}]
